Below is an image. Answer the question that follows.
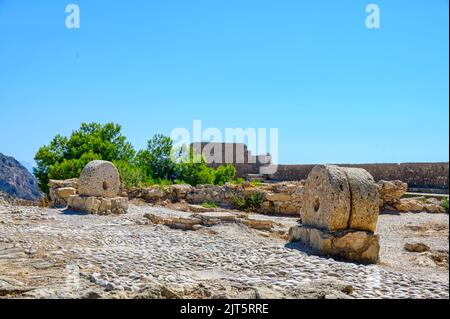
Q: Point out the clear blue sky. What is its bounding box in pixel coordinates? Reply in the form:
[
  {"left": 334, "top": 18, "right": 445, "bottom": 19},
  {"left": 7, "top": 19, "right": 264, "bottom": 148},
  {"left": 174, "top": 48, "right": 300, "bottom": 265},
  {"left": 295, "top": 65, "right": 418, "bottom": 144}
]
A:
[{"left": 0, "top": 0, "right": 448, "bottom": 165}]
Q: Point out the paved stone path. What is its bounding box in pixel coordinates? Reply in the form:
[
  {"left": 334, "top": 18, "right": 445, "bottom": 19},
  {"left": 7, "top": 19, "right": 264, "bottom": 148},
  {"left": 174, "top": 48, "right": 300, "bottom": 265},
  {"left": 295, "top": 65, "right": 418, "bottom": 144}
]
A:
[{"left": 0, "top": 204, "right": 448, "bottom": 299}]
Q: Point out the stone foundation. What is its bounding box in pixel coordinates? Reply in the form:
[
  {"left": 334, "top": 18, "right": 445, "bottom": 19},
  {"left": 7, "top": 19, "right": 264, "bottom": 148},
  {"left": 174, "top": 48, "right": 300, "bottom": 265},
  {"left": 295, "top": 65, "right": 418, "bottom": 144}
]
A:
[
  {"left": 67, "top": 195, "right": 128, "bottom": 215},
  {"left": 48, "top": 178, "right": 79, "bottom": 208},
  {"left": 288, "top": 225, "right": 380, "bottom": 264}
]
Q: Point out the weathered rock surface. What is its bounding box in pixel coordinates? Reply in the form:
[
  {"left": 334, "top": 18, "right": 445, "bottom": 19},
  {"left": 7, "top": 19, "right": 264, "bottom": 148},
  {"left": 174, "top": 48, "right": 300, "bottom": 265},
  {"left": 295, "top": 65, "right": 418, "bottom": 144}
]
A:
[
  {"left": 128, "top": 181, "right": 304, "bottom": 216},
  {"left": 49, "top": 179, "right": 80, "bottom": 208},
  {"left": 377, "top": 180, "right": 408, "bottom": 204},
  {"left": 405, "top": 243, "right": 431, "bottom": 253},
  {"left": 341, "top": 167, "right": 379, "bottom": 232},
  {"left": 144, "top": 210, "right": 274, "bottom": 232},
  {"left": 300, "top": 165, "right": 352, "bottom": 231},
  {"left": 289, "top": 226, "right": 380, "bottom": 264},
  {"left": 67, "top": 195, "right": 128, "bottom": 215},
  {"left": 390, "top": 197, "right": 445, "bottom": 214},
  {"left": 0, "top": 153, "right": 41, "bottom": 201},
  {"left": 0, "top": 204, "right": 448, "bottom": 299},
  {"left": 78, "top": 160, "right": 121, "bottom": 198}
]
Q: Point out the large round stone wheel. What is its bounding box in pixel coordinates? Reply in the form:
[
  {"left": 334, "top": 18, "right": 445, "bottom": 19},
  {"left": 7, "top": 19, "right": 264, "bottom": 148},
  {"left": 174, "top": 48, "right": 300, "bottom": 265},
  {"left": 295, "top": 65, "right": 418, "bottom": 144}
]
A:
[
  {"left": 78, "top": 160, "right": 121, "bottom": 198},
  {"left": 301, "top": 165, "right": 352, "bottom": 231}
]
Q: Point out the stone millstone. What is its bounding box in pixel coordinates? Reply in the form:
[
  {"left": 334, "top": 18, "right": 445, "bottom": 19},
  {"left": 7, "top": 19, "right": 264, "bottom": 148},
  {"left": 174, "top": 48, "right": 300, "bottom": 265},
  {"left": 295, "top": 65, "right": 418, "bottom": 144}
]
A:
[
  {"left": 341, "top": 167, "right": 380, "bottom": 232},
  {"left": 300, "top": 165, "right": 351, "bottom": 231},
  {"left": 78, "top": 160, "right": 121, "bottom": 198}
]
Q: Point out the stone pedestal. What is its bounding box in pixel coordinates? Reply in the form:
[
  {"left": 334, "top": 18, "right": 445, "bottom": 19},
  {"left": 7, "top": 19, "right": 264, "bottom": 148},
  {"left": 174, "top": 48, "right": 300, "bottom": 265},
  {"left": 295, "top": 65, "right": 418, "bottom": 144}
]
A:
[
  {"left": 288, "top": 225, "right": 380, "bottom": 264},
  {"left": 67, "top": 195, "right": 128, "bottom": 215}
]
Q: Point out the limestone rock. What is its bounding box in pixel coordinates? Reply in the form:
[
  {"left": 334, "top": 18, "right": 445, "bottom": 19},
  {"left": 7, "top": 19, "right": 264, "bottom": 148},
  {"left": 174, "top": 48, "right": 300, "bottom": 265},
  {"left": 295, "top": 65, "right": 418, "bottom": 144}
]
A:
[
  {"left": 67, "top": 195, "right": 128, "bottom": 215},
  {"left": 56, "top": 187, "right": 77, "bottom": 200},
  {"left": 341, "top": 167, "right": 379, "bottom": 232},
  {"left": 48, "top": 178, "right": 79, "bottom": 189},
  {"left": 393, "top": 198, "right": 425, "bottom": 212},
  {"left": 301, "top": 165, "right": 352, "bottom": 231},
  {"left": 167, "top": 184, "right": 194, "bottom": 197},
  {"left": 194, "top": 212, "right": 237, "bottom": 226},
  {"left": 404, "top": 242, "right": 430, "bottom": 253},
  {"left": 241, "top": 215, "right": 273, "bottom": 231},
  {"left": 78, "top": 160, "right": 121, "bottom": 198},
  {"left": 377, "top": 180, "right": 407, "bottom": 204},
  {"left": 289, "top": 225, "right": 380, "bottom": 264},
  {"left": 423, "top": 198, "right": 446, "bottom": 214},
  {"left": 265, "top": 192, "right": 292, "bottom": 202}
]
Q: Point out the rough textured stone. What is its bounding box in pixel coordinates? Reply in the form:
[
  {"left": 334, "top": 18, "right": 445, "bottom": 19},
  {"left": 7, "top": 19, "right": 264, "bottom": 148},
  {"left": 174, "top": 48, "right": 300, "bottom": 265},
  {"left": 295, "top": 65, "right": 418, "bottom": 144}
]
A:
[
  {"left": 241, "top": 215, "right": 273, "bottom": 231},
  {"left": 48, "top": 179, "right": 80, "bottom": 208},
  {"left": 393, "top": 198, "right": 426, "bottom": 212},
  {"left": 301, "top": 165, "right": 352, "bottom": 231},
  {"left": 48, "top": 178, "right": 79, "bottom": 189},
  {"left": 56, "top": 187, "right": 77, "bottom": 200},
  {"left": 341, "top": 167, "right": 380, "bottom": 232},
  {"left": 377, "top": 180, "right": 407, "bottom": 204},
  {"left": 67, "top": 195, "right": 128, "bottom": 215},
  {"left": 265, "top": 192, "right": 292, "bottom": 202},
  {"left": 404, "top": 243, "right": 430, "bottom": 253},
  {"left": 78, "top": 161, "right": 120, "bottom": 198},
  {"left": 289, "top": 225, "right": 380, "bottom": 264}
]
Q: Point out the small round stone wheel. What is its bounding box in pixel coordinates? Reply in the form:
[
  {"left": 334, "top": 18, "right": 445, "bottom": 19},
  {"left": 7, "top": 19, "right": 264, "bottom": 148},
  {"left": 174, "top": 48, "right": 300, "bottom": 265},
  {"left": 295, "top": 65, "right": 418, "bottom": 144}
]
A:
[
  {"left": 301, "top": 165, "right": 352, "bottom": 231},
  {"left": 78, "top": 160, "right": 121, "bottom": 198}
]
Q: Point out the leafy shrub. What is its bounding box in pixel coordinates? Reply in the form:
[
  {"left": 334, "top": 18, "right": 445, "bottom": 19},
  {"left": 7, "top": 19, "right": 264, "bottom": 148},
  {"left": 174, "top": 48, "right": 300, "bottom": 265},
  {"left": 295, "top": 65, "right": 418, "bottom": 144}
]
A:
[
  {"left": 231, "top": 192, "right": 265, "bottom": 211},
  {"left": 230, "top": 178, "right": 246, "bottom": 185},
  {"left": 174, "top": 154, "right": 216, "bottom": 186},
  {"left": 214, "top": 164, "right": 236, "bottom": 185},
  {"left": 201, "top": 201, "right": 218, "bottom": 209},
  {"left": 231, "top": 195, "right": 247, "bottom": 210},
  {"left": 442, "top": 197, "right": 449, "bottom": 214},
  {"left": 245, "top": 192, "right": 265, "bottom": 210},
  {"left": 250, "top": 180, "right": 262, "bottom": 187}
]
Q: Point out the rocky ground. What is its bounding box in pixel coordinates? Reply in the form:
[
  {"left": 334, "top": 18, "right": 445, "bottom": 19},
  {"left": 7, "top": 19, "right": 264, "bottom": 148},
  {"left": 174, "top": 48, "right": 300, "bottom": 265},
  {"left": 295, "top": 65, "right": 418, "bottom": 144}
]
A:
[{"left": 0, "top": 201, "right": 448, "bottom": 299}]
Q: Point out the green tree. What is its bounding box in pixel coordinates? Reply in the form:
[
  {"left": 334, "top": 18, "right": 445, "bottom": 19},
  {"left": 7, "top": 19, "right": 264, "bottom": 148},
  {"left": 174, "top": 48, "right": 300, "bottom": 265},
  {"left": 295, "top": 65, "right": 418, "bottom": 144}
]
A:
[
  {"left": 34, "top": 123, "right": 135, "bottom": 193},
  {"left": 113, "top": 160, "right": 144, "bottom": 188},
  {"left": 135, "top": 134, "right": 175, "bottom": 180}
]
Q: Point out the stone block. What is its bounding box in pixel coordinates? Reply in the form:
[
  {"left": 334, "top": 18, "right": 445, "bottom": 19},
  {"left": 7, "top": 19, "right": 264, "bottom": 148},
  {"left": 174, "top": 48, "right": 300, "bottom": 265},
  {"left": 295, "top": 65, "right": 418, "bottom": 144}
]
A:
[{"left": 289, "top": 225, "right": 380, "bottom": 264}]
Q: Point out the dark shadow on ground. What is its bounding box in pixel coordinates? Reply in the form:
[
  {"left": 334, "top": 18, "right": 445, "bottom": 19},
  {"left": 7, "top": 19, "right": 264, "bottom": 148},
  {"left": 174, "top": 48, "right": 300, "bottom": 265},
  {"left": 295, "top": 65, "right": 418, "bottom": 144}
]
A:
[
  {"left": 379, "top": 210, "right": 401, "bottom": 216},
  {"left": 284, "top": 241, "right": 317, "bottom": 255},
  {"left": 285, "top": 241, "right": 369, "bottom": 266},
  {"left": 61, "top": 209, "right": 89, "bottom": 216}
]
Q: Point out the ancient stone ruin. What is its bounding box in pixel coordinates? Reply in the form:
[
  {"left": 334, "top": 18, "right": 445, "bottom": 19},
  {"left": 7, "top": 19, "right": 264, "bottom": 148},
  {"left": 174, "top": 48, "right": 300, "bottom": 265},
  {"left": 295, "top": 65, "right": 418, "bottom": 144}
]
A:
[
  {"left": 289, "top": 165, "right": 381, "bottom": 264},
  {"left": 65, "top": 160, "right": 128, "bottom": 215}
]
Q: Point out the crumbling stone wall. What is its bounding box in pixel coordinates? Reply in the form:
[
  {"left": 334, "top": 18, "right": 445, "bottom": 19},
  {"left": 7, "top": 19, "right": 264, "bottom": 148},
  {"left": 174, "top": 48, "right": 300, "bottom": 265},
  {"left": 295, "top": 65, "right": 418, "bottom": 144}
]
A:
[
  {"left": 268, "top": 162, "right": 449, "bottom": 191},
  {"left": 128, "top": 182, "right": 304, "bottom": 216}
]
